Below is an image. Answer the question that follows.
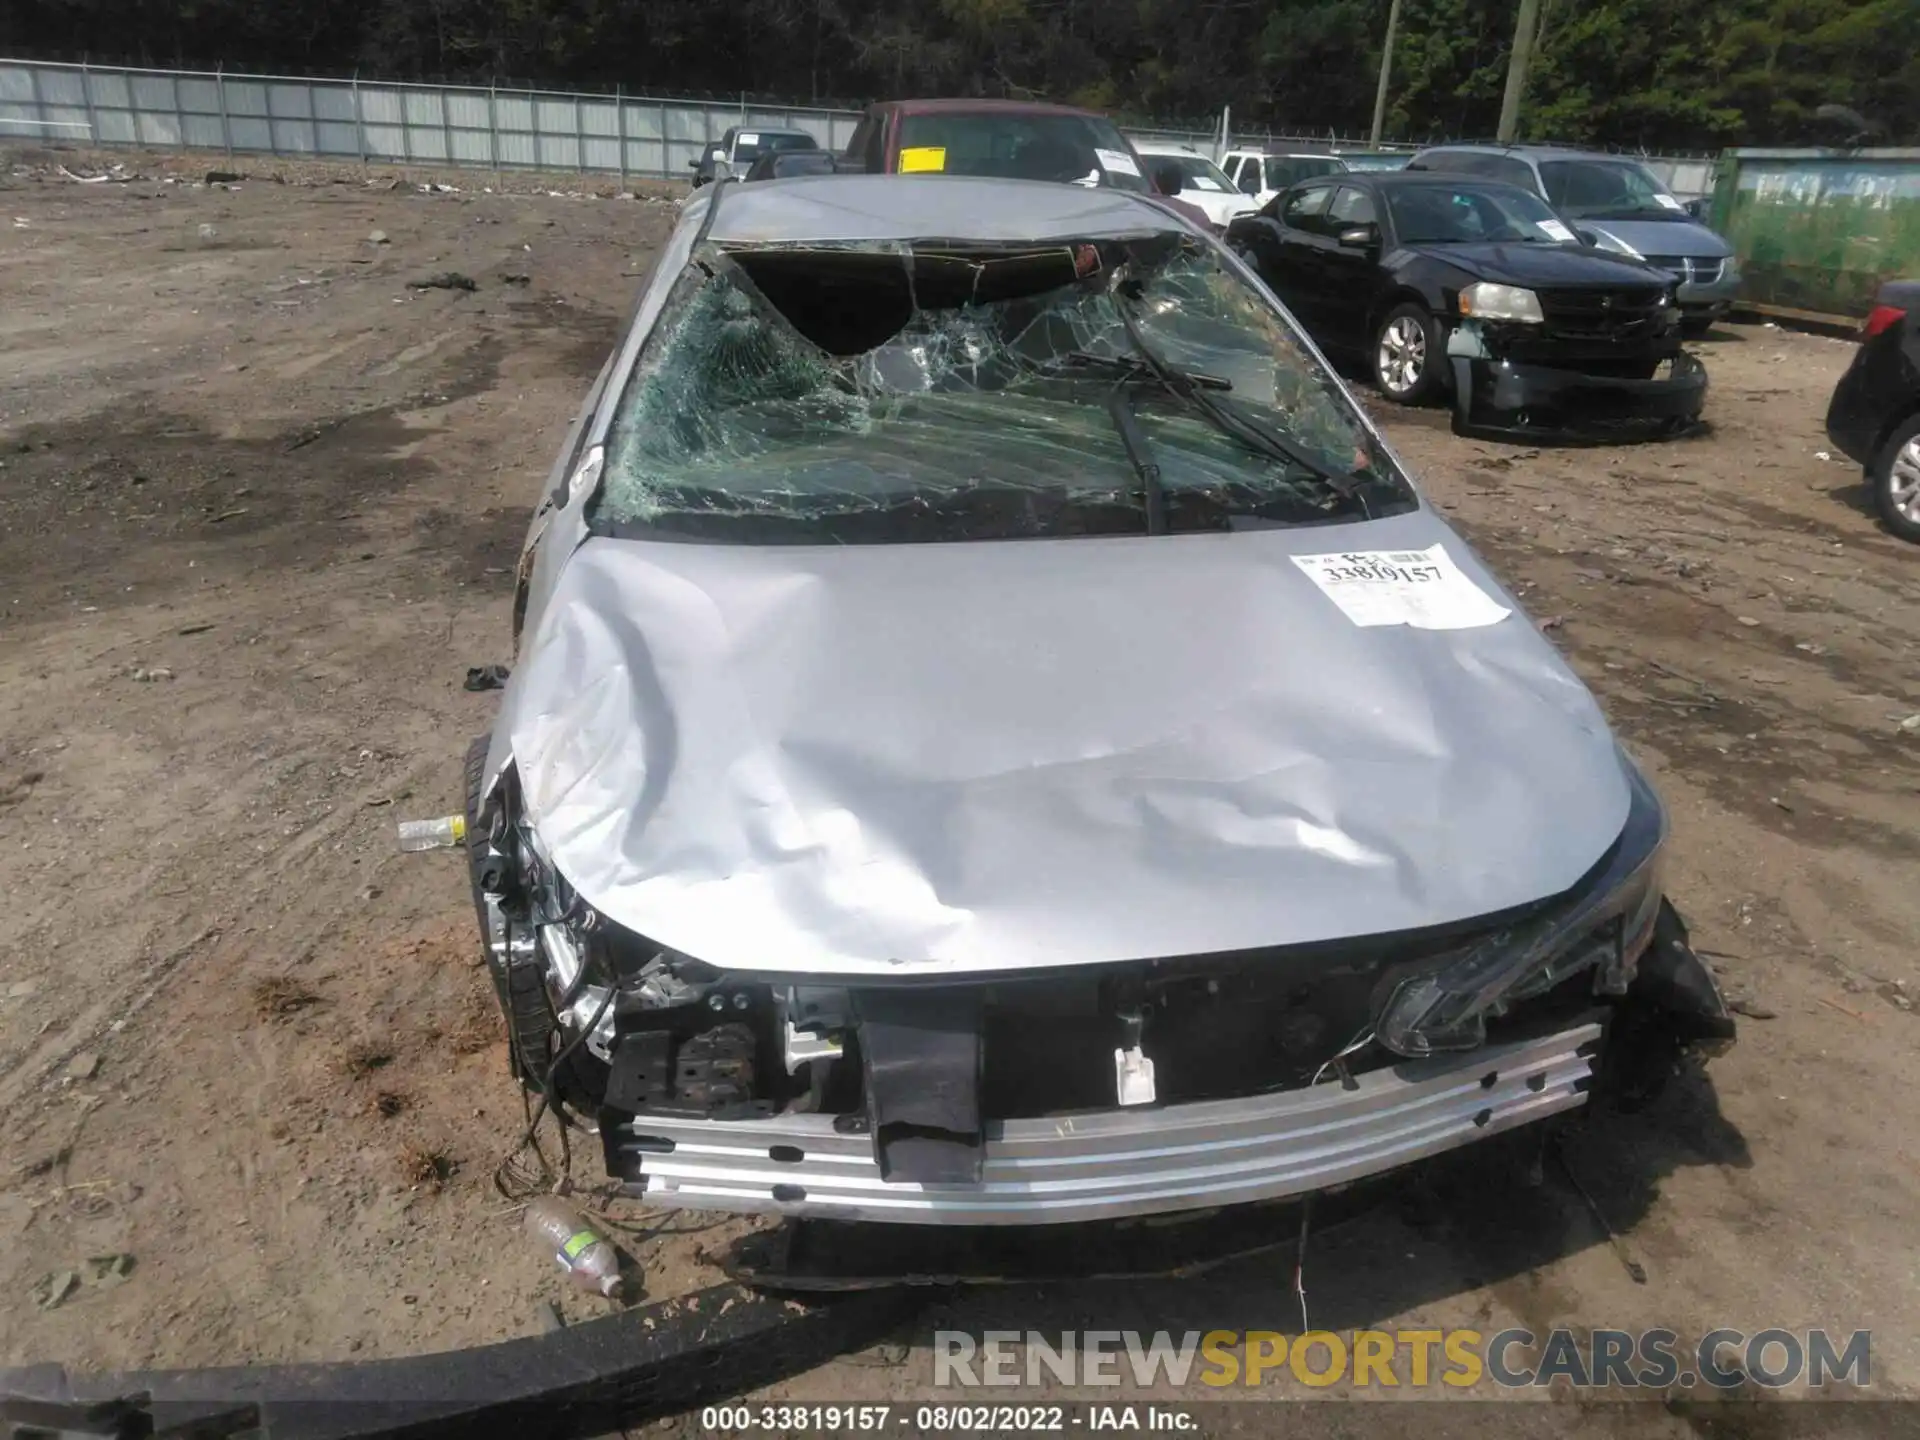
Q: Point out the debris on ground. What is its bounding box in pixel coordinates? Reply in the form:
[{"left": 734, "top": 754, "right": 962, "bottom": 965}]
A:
[
  {"left": 86, "top": 1254, "right": 134, "bottom": 1288},
  {"left": 396, "top": 815, "right": 467, "bottom": 851},
  {"left": 464, "top": 664, "right": 510, "bottom": 691},
  {"left": 398, "top": 1142, "right": 457, "bottom": 1191},
  {"left": 32, "top": 1271, "right": 80, "bottom": 1310},
  {"left": 66, "top": 1052, "right": 102, "bottom": 1082},
  {"left": 197, "top": 223, "right": 218, "bottom": 241},
  {"left": 250, "top": 976, "right": 323, "bottom": 1022},
  {"left": 128, "top": 666, "right": 175, "bottom": 682},
  {"left": 1729, "top": 997, "right": 1778, "bottom": 1020},
  {"left": 58, "top": 164, "right": 133, "bottom": 184},
  {"left": 205, "top": 170, "right": 246, "bottom": 185},
  {"left": 368, "top": 229, "right": 390, "bottom": 245},
  {"left": 524, "top": 1195, "right": 626, "bottom": 1298},
  {"left": 501, "top": 271, "right": 531, "bottom": 286},
  {"left": 409, "top": 271, "right": 478, "bottom": 292}
]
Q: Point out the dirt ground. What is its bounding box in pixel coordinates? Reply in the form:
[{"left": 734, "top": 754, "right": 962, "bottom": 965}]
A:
[{"left": 1, "top": 147, "right": 1917, "bottom": 1423}]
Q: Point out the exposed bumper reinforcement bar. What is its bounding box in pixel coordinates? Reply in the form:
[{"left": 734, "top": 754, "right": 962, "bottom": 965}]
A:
[{"left": 605, "top": 1022, "right": 1601, "bottom": 1225}]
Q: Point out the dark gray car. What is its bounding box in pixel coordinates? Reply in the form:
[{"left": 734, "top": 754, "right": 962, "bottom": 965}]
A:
[
  {"left": 689, "top": 125, "right": 821, "bottom": 187},
  {"left": 1410, "top": 144, "right": 1739, "bottom": 334}
]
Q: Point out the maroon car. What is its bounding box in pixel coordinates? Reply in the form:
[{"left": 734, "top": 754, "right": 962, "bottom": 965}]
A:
[{"left": 841, "top": 98, "right": 1213, "bottom": 230}]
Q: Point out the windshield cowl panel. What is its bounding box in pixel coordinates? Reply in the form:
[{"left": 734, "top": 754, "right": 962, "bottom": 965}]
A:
[{"left": 590, "top": 234, "right": 1415, "bottom": 545}]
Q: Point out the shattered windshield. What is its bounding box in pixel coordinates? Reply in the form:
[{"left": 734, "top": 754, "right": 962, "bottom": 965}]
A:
[{"left": 593, "top": 232, "right": 1415, "bottom": 543}]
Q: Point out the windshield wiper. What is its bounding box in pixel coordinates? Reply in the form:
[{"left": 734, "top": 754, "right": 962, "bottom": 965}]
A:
[
  {"left": 1105, "top": 388, "right": 1167, "bottom": 535},
  {"left": 1106, "top": 276, "right": 1368, "bottom": 508},
  {"left": 1037, "top": 349, "right": 1234, "bottom": 391}
]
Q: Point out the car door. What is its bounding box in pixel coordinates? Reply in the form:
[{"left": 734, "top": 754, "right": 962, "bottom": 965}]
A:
[
  {"left": 1319, "top": 185, "right": 1384, "bottom": 354},
  {"left": 1260, "top": 183, "right": 1338, "bottom": 337}
]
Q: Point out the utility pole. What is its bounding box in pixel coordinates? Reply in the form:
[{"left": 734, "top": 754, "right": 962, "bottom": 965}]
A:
[
  {"left": 1496, "top": 0, "right": 1542, "bottom": 142},
  {"left": 1369, "top": 0, "right": 1403, "bottom": 146}
]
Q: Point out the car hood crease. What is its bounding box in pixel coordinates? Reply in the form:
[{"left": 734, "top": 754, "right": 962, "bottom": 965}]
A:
[{"left": 501, "top": 514, "right": 1631, "bottom": 976}]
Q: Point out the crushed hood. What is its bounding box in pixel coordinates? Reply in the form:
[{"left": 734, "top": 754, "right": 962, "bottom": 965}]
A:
[{"left": 503, "top": 514, "right": 1631, "bottom": 976}]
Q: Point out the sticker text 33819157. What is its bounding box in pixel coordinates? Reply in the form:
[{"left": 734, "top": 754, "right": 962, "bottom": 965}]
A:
[{"left": 1291, "top": 544, "right": 1512, "bottom": 630}]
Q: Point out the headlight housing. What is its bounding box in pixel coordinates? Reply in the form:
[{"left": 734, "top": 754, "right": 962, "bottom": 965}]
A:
[
  {"left": 1458, "top": 282, "right": 1545, "bottom": 323},
  {"left": 1375, "top": 750, "right": 1668, "bottom": 1058}
]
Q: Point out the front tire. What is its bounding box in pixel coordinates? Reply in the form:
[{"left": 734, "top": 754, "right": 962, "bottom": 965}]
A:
[
  {"left": 1373, "top": 302, "right": 1444, "bottom": 404},
  {"left": 1871, "top": 415, "right": 1920, "bottom": 543}
]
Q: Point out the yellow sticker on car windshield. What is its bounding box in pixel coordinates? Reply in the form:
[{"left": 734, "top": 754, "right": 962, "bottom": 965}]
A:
[{"left": 899, "top": 146, "right": 947, "bottom": 173}]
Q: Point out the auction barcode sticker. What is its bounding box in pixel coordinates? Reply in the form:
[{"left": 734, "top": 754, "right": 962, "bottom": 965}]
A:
[{"left": 1291, "top": 544, "right": 1512, "bottom": 630}]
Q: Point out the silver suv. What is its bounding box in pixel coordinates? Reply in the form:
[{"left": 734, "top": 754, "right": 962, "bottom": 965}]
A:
[{"left": 1408, "top": 144, "right": 1739, "bottom": 335}]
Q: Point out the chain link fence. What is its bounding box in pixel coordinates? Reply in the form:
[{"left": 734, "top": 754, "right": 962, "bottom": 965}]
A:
[{"left": 0, "top": 58, "right": 863, "bottom": 182}]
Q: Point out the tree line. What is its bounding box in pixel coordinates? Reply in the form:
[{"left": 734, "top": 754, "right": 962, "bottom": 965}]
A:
[{"left": 5, "top": 0, "right": 1915, "bottom": 151}]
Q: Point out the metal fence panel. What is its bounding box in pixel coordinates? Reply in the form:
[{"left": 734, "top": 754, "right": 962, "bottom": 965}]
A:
[
  {"left": 37, "top": 68, "right": 85, "bottom": 105},
  {"left": 177, "top": 77, "right": 220, "bottom": 114},
  {"left": 313, "top": 84, "right": 356, "bottom": 123},
  {"left": 136, "top": 111, "right": 181, "bottom": 147},
  {"left": 317, "top": 120, "right": 358, "bottom": 156},
  {"left": 129, "top": 73, "right": 175, "bottom": 111},
  {"left": 360, "top": 86, "right": 403, "bottom": 126},
  {"left": 229, "top": 116, "right": 271, "bottom": 151},
  {"left": 181, "top": 115, "right": 224, "bottom": 149},
  {"left": 225, "top": 79, "right": 267, "bottom": 117},
  {"left": 447, "top": 92, "right": 489, "bottom": 130}
]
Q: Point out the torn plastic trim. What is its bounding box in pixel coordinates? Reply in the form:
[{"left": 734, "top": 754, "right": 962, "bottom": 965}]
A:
[
  {"left": 1374, "top": 747, "right": 1667, "bottom": 1057},
  {"left": 0, "top": 1283, "right": 919, "bottom": 1440}
]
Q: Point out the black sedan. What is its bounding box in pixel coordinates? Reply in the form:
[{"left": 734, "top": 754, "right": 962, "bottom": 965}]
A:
[
  {"left": 1825, "top": 279, "right": 1920, "bottom": 543},
  {"left": 1225, "top": 173, "right": 1706, "bottom": 440}
]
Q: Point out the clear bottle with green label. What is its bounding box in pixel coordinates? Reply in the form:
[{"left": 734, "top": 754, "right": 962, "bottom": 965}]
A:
[
  {"left": 396, "top": 815, "right": 467, "bottom": 852},
  {"left": 523, "top": 1196, "right": 623, "bottom": 1298}
]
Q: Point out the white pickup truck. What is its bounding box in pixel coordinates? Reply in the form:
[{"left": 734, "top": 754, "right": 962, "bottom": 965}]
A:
[{"left": 1129, "top": 142, "right": 1260, "bottom": 231}]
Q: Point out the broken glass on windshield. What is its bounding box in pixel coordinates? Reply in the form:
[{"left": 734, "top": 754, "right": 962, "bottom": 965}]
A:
[{"left": 594, "top": 232, "right": 1415, "bottom": 543}]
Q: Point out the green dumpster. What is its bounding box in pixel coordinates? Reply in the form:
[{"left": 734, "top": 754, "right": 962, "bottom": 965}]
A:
[{"left": 1712, "top": 148, "right": 1920, "bottom": 324}]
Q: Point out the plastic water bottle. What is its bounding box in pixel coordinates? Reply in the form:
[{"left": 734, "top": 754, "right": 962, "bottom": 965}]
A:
[
  {"left": 396, "top": 815, "right": 466, "bottom": 852},
  {"left": 524, "top": 1197, "right": 623, "bottom": 1298}
]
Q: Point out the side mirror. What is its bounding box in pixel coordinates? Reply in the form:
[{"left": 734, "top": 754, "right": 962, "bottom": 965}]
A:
[
  {"left": 1683, "top": 197, "right": 1707, "bottom": 220},
  {"left": 1337, "top": 224, "right": 1378, "bottom": 250},
  {"left": 1150, "top": 161, "right": 1185, "bottom": 197},
  {"left": 710, "top": 148, "right": 726, "bottom": 162},
  {"left": 1576, "top": 227, "right": 1600, "bottom": 246}
]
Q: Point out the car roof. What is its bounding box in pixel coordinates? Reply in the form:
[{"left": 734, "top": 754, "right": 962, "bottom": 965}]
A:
[
  {"left": 1229, "top": 150, "right": 1341, "bottom": 159},
  {"left": 730, "top": 126, "right": 816, "bottom": 139},
  {"left": 694, "top": 173, "right": 1179, "bottom": 245},
  {"left": 1416, "top": 143, "right": 1648, "bottom": 164},
  {"left": 867, "top": 97, "right": 1110, "bottom": 120},
  {"left": 1292, "top": 172, "right": 1543, "bottom": 197}
]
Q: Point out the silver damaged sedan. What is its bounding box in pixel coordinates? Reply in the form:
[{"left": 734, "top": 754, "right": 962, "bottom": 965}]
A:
[{"left": 465, "top": 173, "right": 1735, "bottom": 1227}]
